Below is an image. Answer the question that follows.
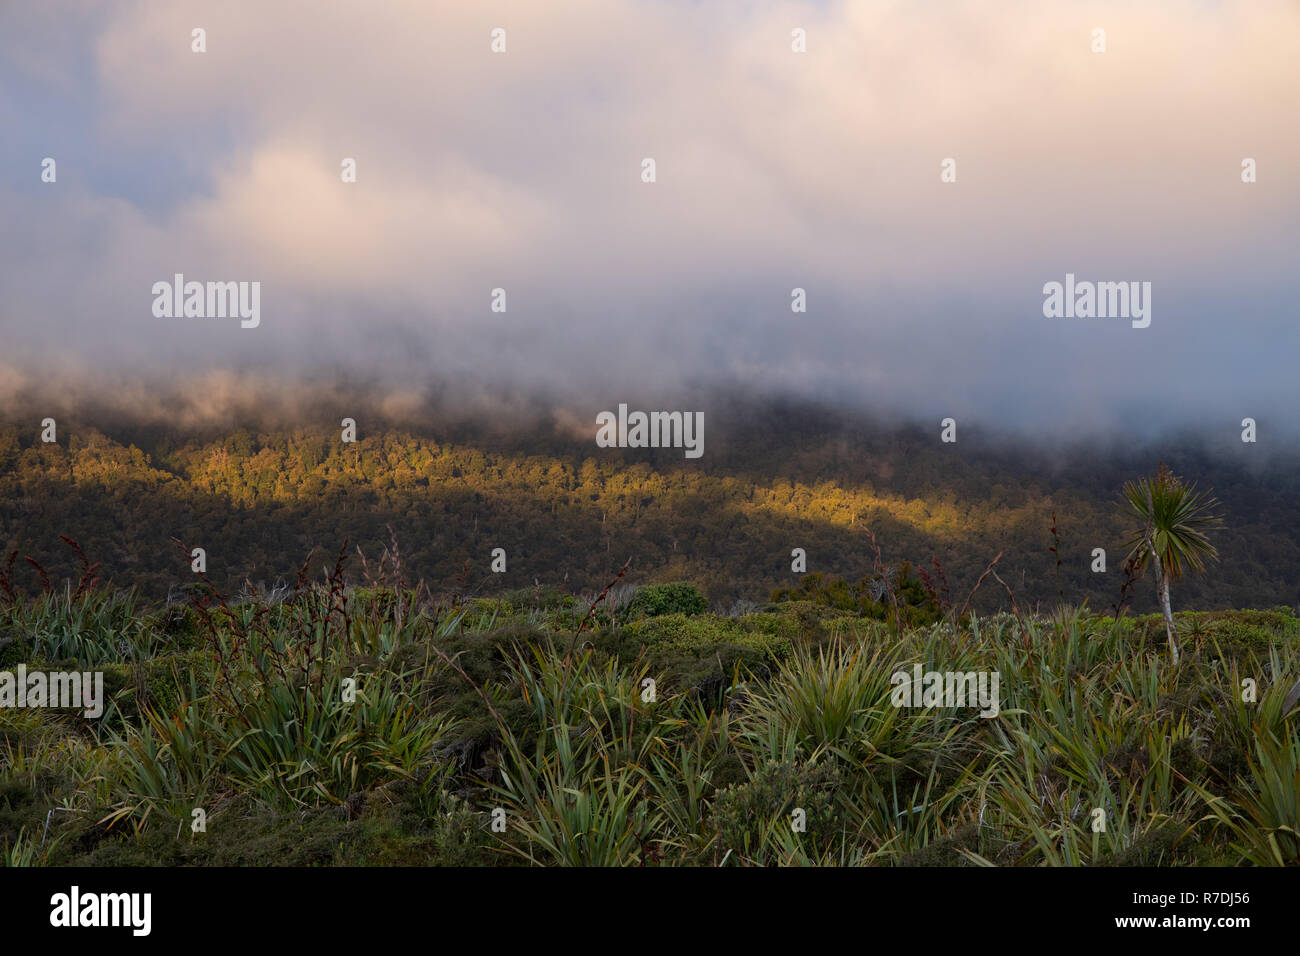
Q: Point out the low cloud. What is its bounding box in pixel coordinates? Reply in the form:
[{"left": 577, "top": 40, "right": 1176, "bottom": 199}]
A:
[{"left": 2, "top": 0, "right": 1297, "bottom": 438}]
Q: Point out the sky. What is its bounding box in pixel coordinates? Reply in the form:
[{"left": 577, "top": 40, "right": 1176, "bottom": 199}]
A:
[{"left": 1, "top": 0, "right": 1298, "bottom": 439}]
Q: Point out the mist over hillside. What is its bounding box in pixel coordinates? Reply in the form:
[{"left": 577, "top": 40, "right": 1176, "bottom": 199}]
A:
[
  {"left": 5, "top": 2, "right": 1300, "bottom": 444},
  {"left": 4, "top": 2, "right": 1296, "bottom": 615}
]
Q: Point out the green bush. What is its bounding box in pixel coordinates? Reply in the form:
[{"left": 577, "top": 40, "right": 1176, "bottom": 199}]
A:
[
  {"left": 623, "top": 582, "right": 707, "bottom": 619},
  {"left": 0, "top": 630, "right": 30, "bottom": 668},
  {"left": 709, "top": 759, "right": 843, "bottom": 864},
  {"left": 141, "top": 650, "right": 210, "bottom": 717},
  {"left": 623, "top": 613, "right": 790, "bottom": 657}
]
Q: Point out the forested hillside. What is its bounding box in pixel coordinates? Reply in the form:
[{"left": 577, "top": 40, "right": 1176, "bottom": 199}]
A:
[{"left": 1, "top": 399, "right": 1296, "bottom": 611}]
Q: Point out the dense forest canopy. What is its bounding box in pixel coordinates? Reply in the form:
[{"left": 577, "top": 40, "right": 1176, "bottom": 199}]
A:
[{"left": 1, "top": 397, "right": 1296, "bottom": 612}]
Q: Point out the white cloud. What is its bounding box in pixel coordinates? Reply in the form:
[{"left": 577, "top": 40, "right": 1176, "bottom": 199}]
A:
[{"left": 2, "top": 0, "right": 1298, "bottom": 432}]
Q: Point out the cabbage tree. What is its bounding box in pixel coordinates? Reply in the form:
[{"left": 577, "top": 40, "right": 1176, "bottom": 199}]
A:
[{"left": 1122, "top": 463, "right": 1222, "bottom": 664}]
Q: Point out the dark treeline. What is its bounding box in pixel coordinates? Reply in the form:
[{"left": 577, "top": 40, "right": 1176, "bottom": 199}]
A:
[{"left": 1, "top": 396, "right": 1296, "bottom": 611}]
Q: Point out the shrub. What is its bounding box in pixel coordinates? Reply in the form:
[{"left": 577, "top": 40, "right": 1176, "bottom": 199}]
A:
[
  {"left": 623, "top": 582, "right": 707, "bottom": 620},
  {"left": 709, "top": 759, "right": 843, "bottom": 864},
  {"left": 623, "top": 613, "right": 790, "bottom": 657}
]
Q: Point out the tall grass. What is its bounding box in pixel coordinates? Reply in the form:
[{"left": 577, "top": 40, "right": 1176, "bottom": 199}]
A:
[{"left": 4, "top": 561, "right": 1297, "bottom": 866}]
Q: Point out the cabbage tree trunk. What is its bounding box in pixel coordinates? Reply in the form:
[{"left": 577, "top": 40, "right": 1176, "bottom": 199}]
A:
[{"left": 1148, "top": 532, "right": 1179, "bottom": 664}]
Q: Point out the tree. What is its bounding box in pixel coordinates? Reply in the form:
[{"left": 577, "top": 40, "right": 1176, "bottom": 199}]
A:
[{"left": 1122, "top": 463, "right": 1222, "bottom": 663}]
